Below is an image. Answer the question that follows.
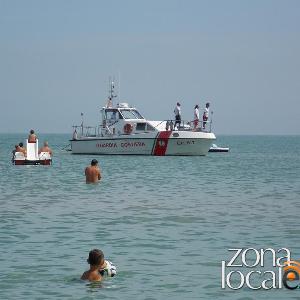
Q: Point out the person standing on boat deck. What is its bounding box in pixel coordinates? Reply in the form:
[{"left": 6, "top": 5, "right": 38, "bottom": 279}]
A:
[
  {"left": 38, "top": 141, "right": 53, "bottom": 156},
  {"left": 193, "top": 105, "right": 200, "bottom": 130},
  {"left": 28, "top": 129, "right": 37, "bottom": 143},
  {"left": 73, "top": 129, "right": 78, "bottom": 140},
  {"left": 85, "top": 159, "right": 102, "bottom": 183},
  {"left": 202, "top": 102, "right": 210, "bottom": 129},
  {"left": 174, "top": 102, "right": 181, "bottom": 129}
]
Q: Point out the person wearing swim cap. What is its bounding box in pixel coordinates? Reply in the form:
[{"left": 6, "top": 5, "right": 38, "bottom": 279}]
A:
[{"left": 85, "top": 159, "right": 101, "bottom": 183}]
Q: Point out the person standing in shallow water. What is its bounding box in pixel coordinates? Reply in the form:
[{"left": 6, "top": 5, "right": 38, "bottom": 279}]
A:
[
  {"left": 85, "top": 159, "right": 101, "bottom": 183},
  {"left": 81, "top": 249, "right": 117, "bottom": 281},
  {"left": 81, "top": 249, "right": 104, "bottom": 282}
]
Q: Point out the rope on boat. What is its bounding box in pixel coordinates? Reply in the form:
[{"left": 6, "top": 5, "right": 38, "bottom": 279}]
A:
[{"left": 61, "top": 143, "right": 71, "bottom": 151}]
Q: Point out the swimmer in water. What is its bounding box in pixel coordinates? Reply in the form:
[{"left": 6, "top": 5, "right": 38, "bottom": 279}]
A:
[
  {"left": 81, "top": 249, "right": 104, "bottom": 282},
  {"left": 85, "top": 159, "right": 101, "bottom": 183},
  {"left": 81, "top": 249, "right": 117, "bottom": 281}
]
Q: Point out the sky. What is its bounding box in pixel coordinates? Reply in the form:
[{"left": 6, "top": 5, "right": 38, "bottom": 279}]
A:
[{"left": 0, "top": 0, "right": 299, "bottom": 134}]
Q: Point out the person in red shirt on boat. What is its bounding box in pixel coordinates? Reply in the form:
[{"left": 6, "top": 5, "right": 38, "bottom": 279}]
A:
[
  {"left": 38, "top": 141, "right": 53, "bottom": 156},
  {"left": 28, "top": 129, "right": 37, "bottom": 143},
  {"left": 85, "top": 159, "right": 102, "bottom": 183}
]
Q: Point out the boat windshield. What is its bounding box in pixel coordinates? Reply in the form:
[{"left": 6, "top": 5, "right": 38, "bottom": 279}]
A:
[{"left": 120, "top": 109, "right": 144, "bottom": 119}]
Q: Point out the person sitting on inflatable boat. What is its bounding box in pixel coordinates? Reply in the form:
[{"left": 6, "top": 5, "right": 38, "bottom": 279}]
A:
[{"left": 38, "top": 141, "right": 53, "bottom": 156}]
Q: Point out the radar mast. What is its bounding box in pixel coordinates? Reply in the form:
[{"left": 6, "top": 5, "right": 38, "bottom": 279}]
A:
[{"left": 106, "top": 77, "right": 117, "bottom": 108}]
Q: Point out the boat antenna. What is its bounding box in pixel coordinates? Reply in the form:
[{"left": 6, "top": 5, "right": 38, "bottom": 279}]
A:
[
  {"left": 81, "top": 112, "right": 84, "bottom": 136},
  {"left": 106, "top": 76, "right": 117, "bottom": 108},
  {"left": 118, "top": 71, "right": 121, "bottom": 103}
]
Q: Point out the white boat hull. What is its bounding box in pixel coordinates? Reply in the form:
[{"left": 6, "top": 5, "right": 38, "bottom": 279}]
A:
[{"left": 71, "top": 131, "right": 216, "bottom": 156}]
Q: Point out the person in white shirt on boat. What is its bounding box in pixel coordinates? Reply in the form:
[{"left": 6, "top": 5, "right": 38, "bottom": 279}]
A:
[
  {"left": 193, "top": 105, "right": 200, "bottom": 130},
  {"left": 73, "top": 129, "right": 78, "bottom": 140},
  {"left": 174, "top": 102, "right": 181, "bottom": 129},
  {"left": 202, "top": 102, "right": 210, "bottom": 129}
]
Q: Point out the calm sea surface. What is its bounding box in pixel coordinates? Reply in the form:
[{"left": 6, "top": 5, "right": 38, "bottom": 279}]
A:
[{"left": 0, "top": 134, "right": 300, "bottom": 299}]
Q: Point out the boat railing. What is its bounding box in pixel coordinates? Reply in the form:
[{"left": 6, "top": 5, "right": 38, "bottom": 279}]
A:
[
  {"left": 72, "top": 125, "right": 98, "bottom": 138},
  {"left": 164, "top": 119, "right": 212, "bottom": 132},
  {"left": 72, "top": 117, "right": 212, "bottom": 139}
]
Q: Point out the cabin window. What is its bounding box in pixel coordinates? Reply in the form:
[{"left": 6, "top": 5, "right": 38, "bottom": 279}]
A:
[
  {"left": 120, "top": 109, "right": 144, "bottom": 120},
  {"left": 132, "top": 110, "right": 144, "bottom": 119},
  {"left": 146, "top": 124, "right": 155, "bottom": 131},
  {"left": 105, "top": 109, "right": 122, "bottom": 120},
  {"left": 136, "top": 123, "right": 146, "bottom": 131}
]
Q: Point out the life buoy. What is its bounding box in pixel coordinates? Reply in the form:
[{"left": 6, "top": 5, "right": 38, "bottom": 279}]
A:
[{"left": 123, "top": 123, "right": 133, "bottom": 134}]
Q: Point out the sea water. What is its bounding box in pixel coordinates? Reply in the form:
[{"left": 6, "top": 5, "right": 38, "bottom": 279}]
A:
[{"left": 0, "top": 134, "right": 299, "bottom": 299}]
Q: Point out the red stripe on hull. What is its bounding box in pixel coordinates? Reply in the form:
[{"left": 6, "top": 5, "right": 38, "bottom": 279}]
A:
[{"left": 152, "top": 131, "right": 172, "bottom": 156}]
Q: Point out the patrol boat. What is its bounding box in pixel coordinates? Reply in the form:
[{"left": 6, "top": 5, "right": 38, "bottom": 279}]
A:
[{"left": 70, "top": 81, "right": 216, "bottom": 156}]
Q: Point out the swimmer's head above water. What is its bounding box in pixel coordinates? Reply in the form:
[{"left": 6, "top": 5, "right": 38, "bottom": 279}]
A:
[
  {"left": 87, "top": 249, "right": 104, "bottom": 266},
  {"left": 91, "top": 159, "right": 98, "bottom": 166},
  {"left": 81, "top": 249, "right": 105, "bottom": 281}
]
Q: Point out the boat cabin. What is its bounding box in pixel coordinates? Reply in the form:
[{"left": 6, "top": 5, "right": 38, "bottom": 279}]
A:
[{"left": 101, "top": 103, "right": 157, "bottom": 136}]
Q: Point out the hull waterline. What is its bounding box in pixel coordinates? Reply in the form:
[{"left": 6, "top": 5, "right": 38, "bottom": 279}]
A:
[{"left": 71, "top": 131, "right": 216, "bottom": 156}]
